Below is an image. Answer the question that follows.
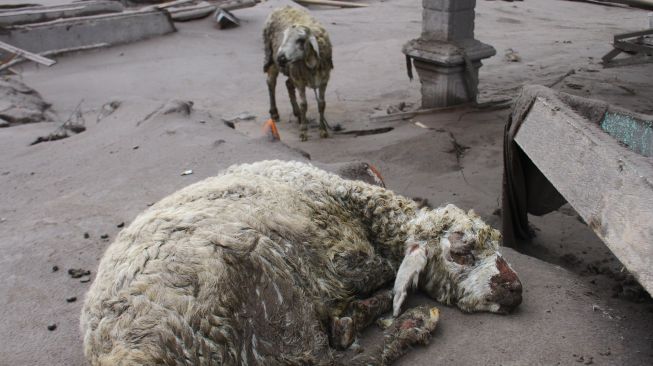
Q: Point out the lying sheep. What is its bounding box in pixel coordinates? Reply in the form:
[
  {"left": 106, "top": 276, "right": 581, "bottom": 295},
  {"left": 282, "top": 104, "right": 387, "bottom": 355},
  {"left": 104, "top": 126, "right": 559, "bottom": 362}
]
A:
[
  {"left": 263, "top": 6, "right": 333, "bottom": 141},
  {"left": 81, "top": 160, "right": 522, "bottom": 365}
]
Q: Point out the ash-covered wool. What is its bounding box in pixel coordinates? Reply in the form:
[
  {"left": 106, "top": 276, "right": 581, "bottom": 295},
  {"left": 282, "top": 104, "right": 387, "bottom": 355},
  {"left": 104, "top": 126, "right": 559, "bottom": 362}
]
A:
[{"left": 81, "top": 160, "right": 521, "bottom": 365}]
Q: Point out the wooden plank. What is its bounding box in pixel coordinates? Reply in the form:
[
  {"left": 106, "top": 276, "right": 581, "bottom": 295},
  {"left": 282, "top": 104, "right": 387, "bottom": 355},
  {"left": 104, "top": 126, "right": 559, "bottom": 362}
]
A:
[
  {"left": 0, "top": 1, "right": 123, "bottom": 27},
  {"left": 0, "top": 43, "right": 109, "bottom": 72},
  {"left": 293, "top": 0, "right": 369, "bottom": 8},
  {"left": 219, "top": 0, "right": 260, "bottom": 11},
  {"left": 0, "top": 40, "right": 55, "bottom": 66},
  {"left": 514, "top": 98, "right": 653, "bottom": 294}
]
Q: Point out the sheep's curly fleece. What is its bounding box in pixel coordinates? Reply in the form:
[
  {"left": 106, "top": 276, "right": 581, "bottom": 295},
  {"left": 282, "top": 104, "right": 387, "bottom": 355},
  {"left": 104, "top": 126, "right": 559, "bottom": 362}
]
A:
[{"left": 80, "top": 160, "right": 481, "bottom": 365}]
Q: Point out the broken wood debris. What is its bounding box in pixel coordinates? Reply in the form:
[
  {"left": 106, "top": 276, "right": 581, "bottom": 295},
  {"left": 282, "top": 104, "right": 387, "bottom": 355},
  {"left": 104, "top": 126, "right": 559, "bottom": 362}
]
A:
[
  {"left": 565, "top": 0, "right": 653, "bottom": 11},
  {"left": 168, "top": 1, "right": 215, "bottom": 21},
  {"left": 602, "top": 29, "right": 653, "bottom": 68},
  {"left": 215, "top": 8, "right": 240, "bottom": 29},
  {"left": 31, "top": 100, "right": 85, "bottom": 146},
  {"left": 0, "top": 1, "right": 123, "bottom": 27},
  {"left": 293, "top": 0, "right": 369, "bottom": 8},
  {"left": 218, "top": 0, "right": 261, "bottom": 11},
  {"left": 0, "top": 40, "right": 55, "bottom": 67},
  {"left": 0, "top": 43, "right": 109, "bottom": 73}
]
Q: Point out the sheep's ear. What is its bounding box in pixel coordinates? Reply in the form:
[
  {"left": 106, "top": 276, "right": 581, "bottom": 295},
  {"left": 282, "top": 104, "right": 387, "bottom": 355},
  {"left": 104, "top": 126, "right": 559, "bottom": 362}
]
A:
[
  {"left": 392, "top": 241, "right": 428, "bottom": 317},
  {"left": 308, "top": 35, "right": 320, "bottom": 59},
  {"left": 305, "top": 35, "right": 320, "bottom": 69}
]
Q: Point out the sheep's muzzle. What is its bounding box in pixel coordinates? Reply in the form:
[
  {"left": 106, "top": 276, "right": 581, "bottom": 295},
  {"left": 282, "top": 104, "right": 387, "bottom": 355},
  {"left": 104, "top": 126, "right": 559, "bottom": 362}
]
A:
[
  {"left": 277, "top": 54, "right": 288, "bottom": 68},
  {"left": 489, "top": 256, "right": 523, "bottom": 314}
]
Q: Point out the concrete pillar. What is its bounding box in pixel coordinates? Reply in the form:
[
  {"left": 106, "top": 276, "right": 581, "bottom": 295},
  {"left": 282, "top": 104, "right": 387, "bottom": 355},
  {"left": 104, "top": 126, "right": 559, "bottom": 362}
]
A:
[{"left": 403, "top": 0, "right": 495, "bottom": 108}]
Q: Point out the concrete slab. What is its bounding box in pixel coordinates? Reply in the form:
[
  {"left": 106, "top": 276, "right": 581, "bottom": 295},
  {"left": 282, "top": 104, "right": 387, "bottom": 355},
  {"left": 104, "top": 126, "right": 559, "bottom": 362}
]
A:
[{"left": 0, "top": 8, "right": 175, "bottom": 55}]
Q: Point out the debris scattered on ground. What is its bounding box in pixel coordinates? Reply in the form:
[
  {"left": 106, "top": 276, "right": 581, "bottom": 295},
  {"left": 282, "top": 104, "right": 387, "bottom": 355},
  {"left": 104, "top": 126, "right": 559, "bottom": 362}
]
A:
[
  {"left": 0, "top": 118, "right": 9, "bottom": 128},
  {"left": 117, "top": 222, "right": 124, "bottom": 228},
  {"left": 31, "top": 100, "right": 86, "bottom": 146},
  {"left": 0, "top": 77, "right": 54, "bottom": 126},
  {"left": 66, "top": 297, "right": 77, "bottom": 303},
  {"left": 181, "top": 169, "right": 193, "bottom": 176},
  {"left": 68, "top": 268, "right": 90, "bottom": 279},
  {"left": 96, "top": 100, "right": 121, "bottom": 123},
  {"left": 386, "top": 101, "right": 414, "bottom": 114},
  {"left": 414, "top": 121, "right": 432, "bottom": 129},
  {"left": 83, "top": 232, "right": 90, "bottom": 239},
  {"left": 169, "top": 1, "right": 216, "bottom": 22},
  {"left": 293, "top": 0, "right": 368, "bottom": 8},
  {"left": 51, "top": 266, "right": 59, "bottom": 272},
  {"left": 504, "top": 48, "right": 522, "bottom": 62},
  {"left": 80, "top": 278, "right": 91, "bottom": 283},
  {"left": 215, "top": 8, "right": 240, "bottom": 29},
  {"left": 100, "top": 234, "right": 109, "bottom": 240},
  {"left": 132, "top": 145, "right": 139, "bottom": 150},
  {"left": 566, "top": 82, "right": 584, "bottom": 90},
  {"left": 162, "top": 99, "right": 193, "bottom": 116},
  {"left": 224, "top": 120, "right": 236, "bottom": 129},
  {"left": 137, "top": 99, "right": 193, "bottom": 126},
  {"left": 47, "top": 324, "right": 57, "bottom": 331},
  {"left": 336, "top": 127, "right": 394, "bottom": 137},
  {"left": 222, "top": 112, "right": 256, "bottom": 123},
  {"left": 617, "top": 85, "right": 636, "bottom": 95}
]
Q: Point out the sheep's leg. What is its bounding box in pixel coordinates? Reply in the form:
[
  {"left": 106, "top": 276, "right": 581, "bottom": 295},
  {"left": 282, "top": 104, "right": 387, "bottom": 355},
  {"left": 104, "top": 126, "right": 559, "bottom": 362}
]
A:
[
  {"left": 267, "top": 67, "right": 280, "bottom": 121},
  {"left": 298, "top": 85, "right": 308, "bottom": 141},
  {"left": 316, "top": 85, "right": 329, "bottom": 138},
  {"left": 334, "top": 306, "right": 440, "bottom": 366},
  {"left": 285, "top": 79, "right": 301, "bottom": 121},
  {"left": 330, "top": 289, "right": 393, "bottom": 350}
]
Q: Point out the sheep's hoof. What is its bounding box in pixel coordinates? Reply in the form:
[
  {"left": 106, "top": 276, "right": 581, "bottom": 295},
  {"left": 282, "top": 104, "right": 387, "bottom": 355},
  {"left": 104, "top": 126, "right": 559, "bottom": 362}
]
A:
[
  {"left": 319, "top": 129, "right": 329, "bottom": 139},
  {"left": 300, "top": 133, "right": 308, "bottom": 141},
  {"left": 270, "top": 110, "right": 280, "bottom": 121},
  {"left": 330, "top": 316, "right": 355, "bottom": 350}
]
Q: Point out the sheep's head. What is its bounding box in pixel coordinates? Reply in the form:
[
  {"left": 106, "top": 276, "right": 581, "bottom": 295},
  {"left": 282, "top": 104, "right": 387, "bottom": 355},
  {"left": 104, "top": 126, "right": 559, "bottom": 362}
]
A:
[
  {"left": 393, "top": 204, "right": 522, "bottom": 317},
  {"left": 276, "top": 25, "right": 320, "bottom": 69}
]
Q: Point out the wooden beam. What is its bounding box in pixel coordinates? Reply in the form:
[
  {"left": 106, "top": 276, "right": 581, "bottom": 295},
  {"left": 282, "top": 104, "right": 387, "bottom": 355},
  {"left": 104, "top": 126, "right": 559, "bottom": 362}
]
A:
[
  {"left": 514, "top": 97, "right": 653, "bottom": 295},
  {"left": 293, "top": 0, "right": 369, "bottom": 8},
  {"left": 0, "top": 40, "right": 55, "bottom": 67}
]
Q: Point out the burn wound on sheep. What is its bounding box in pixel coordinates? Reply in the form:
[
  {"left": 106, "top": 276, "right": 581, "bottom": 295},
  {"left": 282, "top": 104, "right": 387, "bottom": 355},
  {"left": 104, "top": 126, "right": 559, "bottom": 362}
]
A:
[{"left": 81, "top": 160, "right": 521, "bottom": 365}]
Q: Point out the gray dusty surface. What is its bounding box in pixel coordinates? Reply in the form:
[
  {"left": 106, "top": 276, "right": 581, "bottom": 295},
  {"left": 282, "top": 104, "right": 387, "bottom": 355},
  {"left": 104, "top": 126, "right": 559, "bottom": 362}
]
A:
[{"left": 1, "top": 0, "right": 653, "bottom": 365}]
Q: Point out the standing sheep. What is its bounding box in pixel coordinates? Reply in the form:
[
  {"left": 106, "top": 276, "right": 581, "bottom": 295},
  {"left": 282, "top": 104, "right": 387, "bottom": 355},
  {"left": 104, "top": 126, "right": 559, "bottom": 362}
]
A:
[
  {"left": 81, "top": 160, "right": 522, "bottom": 365},
  {"left": 263, "top": 6, "right": 333, "bottom": 141}
]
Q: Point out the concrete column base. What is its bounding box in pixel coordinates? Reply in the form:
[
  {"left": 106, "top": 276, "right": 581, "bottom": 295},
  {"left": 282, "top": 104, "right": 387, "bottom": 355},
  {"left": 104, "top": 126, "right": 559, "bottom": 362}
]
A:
[
  {"left": 403, "top": 38, "right": 495, "bottom": 108},
  {"left": 413, "top": 59, "right": 481, "bottom": 108}
]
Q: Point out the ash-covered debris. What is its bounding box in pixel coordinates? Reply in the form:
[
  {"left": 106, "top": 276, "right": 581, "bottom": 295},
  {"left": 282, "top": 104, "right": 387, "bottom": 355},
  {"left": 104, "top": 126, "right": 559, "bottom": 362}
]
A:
[{"left": 0, "top": 77, "right": 55, "bottom": 127}]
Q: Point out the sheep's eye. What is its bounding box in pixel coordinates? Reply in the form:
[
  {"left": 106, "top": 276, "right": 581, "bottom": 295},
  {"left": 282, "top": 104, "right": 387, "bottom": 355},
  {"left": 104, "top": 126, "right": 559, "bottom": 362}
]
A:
[
  {"left": 450, "top": 250, "right": 475, "bottom": 265},
  {"left": 296, "top": 39, "right": 305, "bottom": 45},
  {"left": 448, "top": 231, "right": 475, "bottom": 265}
]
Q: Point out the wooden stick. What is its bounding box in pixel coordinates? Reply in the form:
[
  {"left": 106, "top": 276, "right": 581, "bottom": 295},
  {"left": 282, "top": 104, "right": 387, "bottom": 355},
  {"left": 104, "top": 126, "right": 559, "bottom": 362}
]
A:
[
  {"left": 218, "top": 0, "right": 260, "bottom": 11},
  {"left": 156, "top": 0, "right": 195, "bottom": 9},
  {"left": 0, "top": 40, "right": 55, "bottom": 67},
  {"left": 0, "top": 43, "right": 109, "bottom": 72},
  {"left": 293, "top": 0, "right": 368, "bottom": 8},
  {"left": 566, "top": 0, "right": 653, "bottom": 10}
]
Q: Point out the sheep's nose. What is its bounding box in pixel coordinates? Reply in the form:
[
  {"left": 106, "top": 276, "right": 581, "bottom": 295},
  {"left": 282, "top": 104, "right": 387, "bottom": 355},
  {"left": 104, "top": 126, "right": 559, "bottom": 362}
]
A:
[
  {"left": 491, "top": 256, "right": 523, "bottom": 313},
  {"left": 277, "top": 54, "right": 287, "bottom": 66},
  {"left": 495, "top": 278, "right": 523, "bottom": 312}
]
